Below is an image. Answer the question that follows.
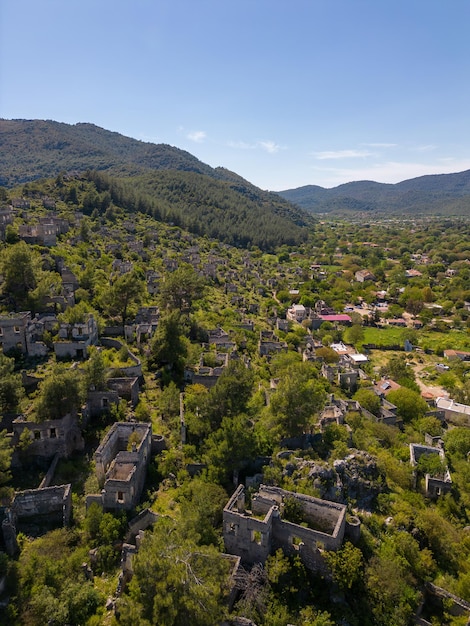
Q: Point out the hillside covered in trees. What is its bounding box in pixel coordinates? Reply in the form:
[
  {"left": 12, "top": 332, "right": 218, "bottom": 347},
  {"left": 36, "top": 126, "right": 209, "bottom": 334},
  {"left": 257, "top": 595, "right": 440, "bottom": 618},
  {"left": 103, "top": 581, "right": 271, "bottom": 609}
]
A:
[
  {"left": 0, "top": 119, "right": 310, "bottom": 250},
  {"left": 1, "top": 128, "right": 470, "bottom": 625}
]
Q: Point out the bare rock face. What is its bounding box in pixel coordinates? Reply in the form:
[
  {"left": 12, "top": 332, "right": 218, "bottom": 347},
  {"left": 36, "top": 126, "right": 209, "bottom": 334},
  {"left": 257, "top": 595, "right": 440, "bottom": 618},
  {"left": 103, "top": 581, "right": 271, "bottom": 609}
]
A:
[
  {"left": 278, "top": 450, "right": 386, "bottom": 509},
  {"left": 333, "top": 451, "right": 386, "bottom": 509}
]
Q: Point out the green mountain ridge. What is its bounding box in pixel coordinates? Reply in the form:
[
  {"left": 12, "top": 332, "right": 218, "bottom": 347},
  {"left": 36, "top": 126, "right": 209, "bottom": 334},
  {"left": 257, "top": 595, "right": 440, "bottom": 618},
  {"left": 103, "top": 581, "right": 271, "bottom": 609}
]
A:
[
  {"left": 278, "top": 170, "right": 470, "bottom": 215},
  {"left": 0, "top": 119, "right": 310, "bottom": 250},
  {"left": 0, "top": 119, "right": 227, "bottom": 184}
]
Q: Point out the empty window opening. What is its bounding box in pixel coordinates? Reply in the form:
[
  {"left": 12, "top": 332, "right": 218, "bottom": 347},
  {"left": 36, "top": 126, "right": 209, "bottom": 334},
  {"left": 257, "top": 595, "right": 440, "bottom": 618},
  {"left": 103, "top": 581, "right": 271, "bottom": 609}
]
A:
[
  {"left": 50, "top": 428, "right": 57, "bottom": 438},
  {"left": 251, "top": 530, "right": 262, "bottom": 545},
  {"left": 117, "top": 491, "right": 124, "bottom": 503}
]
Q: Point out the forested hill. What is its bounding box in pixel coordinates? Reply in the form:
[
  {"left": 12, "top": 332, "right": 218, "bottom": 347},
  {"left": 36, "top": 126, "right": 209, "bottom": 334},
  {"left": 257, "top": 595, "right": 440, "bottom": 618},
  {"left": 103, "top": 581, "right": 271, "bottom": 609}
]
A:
[
  {"left": 278, "top": 170, "right": 470, "bottom": 216},
  {"left": 0, "top": 119, "right": 224, "bottom": 184},
  {"left": 0, "top": 119, "right": 311, "bottom": 250}
]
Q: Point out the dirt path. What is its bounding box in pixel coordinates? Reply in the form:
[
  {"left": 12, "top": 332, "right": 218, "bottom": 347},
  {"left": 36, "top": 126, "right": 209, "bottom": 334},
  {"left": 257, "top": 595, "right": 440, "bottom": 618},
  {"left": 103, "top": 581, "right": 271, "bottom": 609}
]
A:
[{"left": 413, "top": 361, "right": 448, "bottom": 399}]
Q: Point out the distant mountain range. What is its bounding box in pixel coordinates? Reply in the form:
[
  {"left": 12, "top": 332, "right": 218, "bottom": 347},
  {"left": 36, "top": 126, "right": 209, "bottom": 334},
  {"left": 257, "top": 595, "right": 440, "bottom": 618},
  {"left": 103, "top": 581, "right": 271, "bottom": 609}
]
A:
[
  {"left": 0, "top": 119, "right": 310, "bottom": 250},
  {"left": 1, "top": 119, "right": 469, "bottom": 227},
  {"left": 278, "top": 170, "right": 470, "bottom": 216}
]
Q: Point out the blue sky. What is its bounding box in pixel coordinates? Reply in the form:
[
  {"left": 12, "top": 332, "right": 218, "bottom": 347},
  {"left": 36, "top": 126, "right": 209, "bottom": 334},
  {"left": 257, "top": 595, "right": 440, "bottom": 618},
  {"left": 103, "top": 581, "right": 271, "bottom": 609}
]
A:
[{"left": 2, "top": 0, "right": 470, "bottom": 191}]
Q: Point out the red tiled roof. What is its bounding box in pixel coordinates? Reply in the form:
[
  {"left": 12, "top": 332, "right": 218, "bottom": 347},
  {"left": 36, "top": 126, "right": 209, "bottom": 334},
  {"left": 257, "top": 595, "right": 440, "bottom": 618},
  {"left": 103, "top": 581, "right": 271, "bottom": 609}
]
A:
[{"left": 320, "top": 314, "right": 352, "bottom": 323}]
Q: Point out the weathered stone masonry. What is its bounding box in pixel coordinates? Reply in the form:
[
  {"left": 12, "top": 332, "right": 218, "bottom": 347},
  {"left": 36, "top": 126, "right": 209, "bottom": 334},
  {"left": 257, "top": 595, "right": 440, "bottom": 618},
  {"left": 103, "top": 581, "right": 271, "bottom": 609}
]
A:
[
  {"left": 223, "top": 484, "right": 355, "bottom": 572},
  {"left": 88, "top": 422, "right": 153, "bottom": 512}
]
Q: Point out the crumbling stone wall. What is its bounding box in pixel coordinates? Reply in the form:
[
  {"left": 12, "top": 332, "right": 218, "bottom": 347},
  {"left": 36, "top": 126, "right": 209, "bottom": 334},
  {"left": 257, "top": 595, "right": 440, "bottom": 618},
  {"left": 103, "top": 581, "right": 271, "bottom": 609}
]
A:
[
  {"left": 409, "top": 443, "right": 452, "bottom": 498},
  {"left": 84, "top": 390, "right": 119, "bottom": 421},
  {"left": 0, "top": 311, "right": 30, "bottom": 353},
  {"left": 223, "top": 484, "right": 348, "bottom": 571},
  {"left": 9, "top": 484, "right": 72, "bottom": 537},
  {"left": 107, "top": 377, "right": 140, "bottom": 407},
  {"left": 12, "top": 413, "right": 84, "bottom": 462},
  {"left": 90, "top": 422, "right": 153, "bottom": 511}
]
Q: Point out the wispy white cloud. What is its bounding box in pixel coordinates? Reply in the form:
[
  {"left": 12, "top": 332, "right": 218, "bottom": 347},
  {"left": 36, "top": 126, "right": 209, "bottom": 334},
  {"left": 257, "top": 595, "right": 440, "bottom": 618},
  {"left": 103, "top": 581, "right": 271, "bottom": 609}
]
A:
[
  {"left": 227, "top": 139, "right": 283, "bottom": 154},
  {"left": 362, "top": 142, "right": 397, "bottom": 148},
  {"left": 412, "top": 144, "right": 436, "bottom": 152},
  {"left": 313, "top": 149, "right": 374, "bottom": 160},
  {"left": 187, "top": 130, "right": 206, "bottom": 143},
  {"left": 227, "top": 140, "right": 257, "bottom": 150},
  {"left": 259, "top": 140, "right": 281, "bottom": 154}
]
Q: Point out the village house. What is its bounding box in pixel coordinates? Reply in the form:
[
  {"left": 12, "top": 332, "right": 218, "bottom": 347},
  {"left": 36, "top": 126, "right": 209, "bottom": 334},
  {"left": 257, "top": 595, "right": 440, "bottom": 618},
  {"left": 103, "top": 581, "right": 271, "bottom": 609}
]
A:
[
  {"left": 311, "top": 313, "right": 352, "bottom": 330},
  {"left": 286, "top": 303, "right": 307, "bottom": 323},
  {"left": 435, "top": 397, "right": 470, "bottom": 425},
  {"left": 355, "top": 269, "right": 375, "bottom": 283},
  {"left": 443, "top": 349, "right": 470, "bottom": 362},
  {"left": 405, "top": 269, "right": 423, "bottom": 278},
  {"left": 372, "top": 378, "right": 401, "bottom": 396}
]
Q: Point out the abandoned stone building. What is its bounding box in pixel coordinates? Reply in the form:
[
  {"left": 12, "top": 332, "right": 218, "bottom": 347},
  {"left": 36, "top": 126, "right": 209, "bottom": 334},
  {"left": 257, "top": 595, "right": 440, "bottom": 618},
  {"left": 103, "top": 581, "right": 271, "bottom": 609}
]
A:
[
  {"left": 208, "top": 327, "right": 237, "bottom": 351},
  {"left": 318, "top": 396, "right": 351, "bottom": 434},
  {"left": 18, "top": 222, "right": 57, "bottom": 246},
  {"left": 320, "top": 363, "right": 359, "bottom": 393},
  {"left": 258, "top": 330, "right": 288, "bottom": 357},
  {"left": 53, "top": 313, "right": 98, "bottom": 359},
  {"left": 0, "top": 311, "right": 31, "bottom": 354},
  {"left": 223, "top": 484, "right": 358, "bottom": 573},
  {"left": 8, "top": 485, "right": 72, "bottom": 538},
  {"left": 107, "top": 377, "right": 140, "bottom": 407},
  {"left": 0, "top": 207, "right": 14, "bottom": 240},
  {"left": 87, "top": 422, "right": 153, "bottom": 512},
  {"left": 0, "top": 311, "right": 64, "bottom": 357},
  {"left": 184, "top": 351, "right": 232, "bottom": 388},
  {"left": 409, "top": 442, "right": 452, "bottom": 498},
  {"left": 83, "top": 377, "right": 140, "bottom": 423},
  {"left": 12, "top": 413, "right": 84, "bottom": 465},
  {"left": 83, "top": 389, "right": 120, "bottom": 422},
  {"left": 124, "top": 306, "right": 160, "bottom": 345},
  {"left": 1, "top": 484, "right": 72, "bottom": 555}
]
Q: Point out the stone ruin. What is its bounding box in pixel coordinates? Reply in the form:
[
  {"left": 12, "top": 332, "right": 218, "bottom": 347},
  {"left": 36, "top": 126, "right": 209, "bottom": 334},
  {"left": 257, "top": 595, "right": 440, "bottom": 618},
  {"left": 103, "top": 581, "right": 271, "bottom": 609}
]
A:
[
  {"left": 12, "top": 412, "right": 84, "bottom": 467},
  {"left": 223, "top": 484, "right": 360, "bottom": 573},
  {"left": 2, "top": 484, "right": 72, "bottom": 555},
  {"left": 86, "top": 422, "right": 160, "bottom": 512},
  {"left": 409, "top": 442, "right": 452, "bottom": 499}
]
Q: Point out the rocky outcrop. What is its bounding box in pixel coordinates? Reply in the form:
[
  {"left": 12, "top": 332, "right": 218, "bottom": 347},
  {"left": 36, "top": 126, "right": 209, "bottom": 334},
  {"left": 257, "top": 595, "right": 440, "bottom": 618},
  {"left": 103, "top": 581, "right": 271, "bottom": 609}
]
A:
[{"left": 279, "top": 450, "right": 386, "bottom": 509}]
